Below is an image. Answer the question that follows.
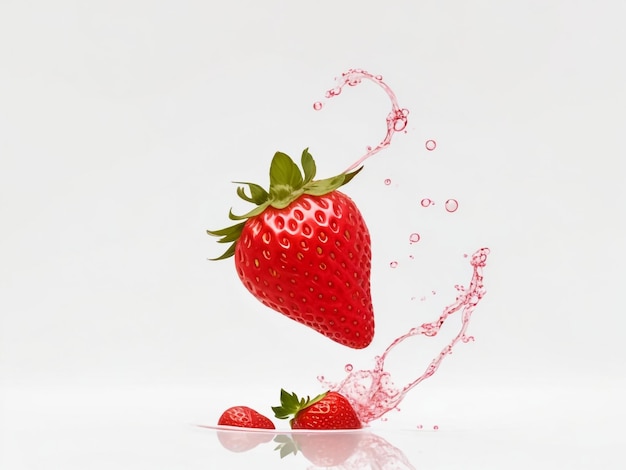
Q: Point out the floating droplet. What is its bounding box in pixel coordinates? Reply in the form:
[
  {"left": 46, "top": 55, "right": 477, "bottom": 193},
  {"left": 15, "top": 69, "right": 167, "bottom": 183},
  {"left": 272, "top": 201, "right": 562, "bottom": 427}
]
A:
[
  {"left": 417, "top": 424, "right": 423, "bottom": 430},
  {"left": 433, "top": 425, "right": 439, "bottom": 431},
  {"left": 344, "top": 363, "right": 353, "bottom": 372},
  {"left": 390, "top": 261, "right": 398, "bottom": 268},
  {"left": 425, "top": 140, "right": 437, "bottom": 151},
  {"left": 384, "top": 178, "right": 392, "bottom": 185},
  {"left": 409, "top": 233, "right": 420, "bottom": 244},
  {"left": 409, "top": 254, "right": 414, "bottom": 260},
  {"left": 313, "top": 101, "right": 323, "bottom": 110},
  {"left": 420, "top": 198, "right": 433, "bottom": 207},
  {"left": 445, "top": 199, "right": 459, "bottom": 213}
]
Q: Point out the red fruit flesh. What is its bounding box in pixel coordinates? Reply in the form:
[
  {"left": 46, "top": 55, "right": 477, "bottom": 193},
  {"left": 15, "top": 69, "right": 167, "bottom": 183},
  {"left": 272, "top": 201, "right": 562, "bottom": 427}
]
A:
[
  {"left": 234, "top": 191, "right": 374, "bottom": 349},
  {"left": 218, "top": 406, "right": 275, "bottom": 429}
]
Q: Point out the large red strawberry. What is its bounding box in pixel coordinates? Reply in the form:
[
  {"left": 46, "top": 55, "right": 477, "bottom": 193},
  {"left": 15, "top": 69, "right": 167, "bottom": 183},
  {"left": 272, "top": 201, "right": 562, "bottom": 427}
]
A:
[
  {"left": 207, "top": 149, "right": 374, "bottom": 349},
  {"left": 271, "top": 389, "right": 362, "bottom": 430}
]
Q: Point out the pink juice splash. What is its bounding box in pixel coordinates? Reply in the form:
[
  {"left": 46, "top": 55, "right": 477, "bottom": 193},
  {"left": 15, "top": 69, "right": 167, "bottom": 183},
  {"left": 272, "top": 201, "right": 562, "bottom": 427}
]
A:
[
  {"left": 314, "top": 68, "right": 409, "bottom": 173},
  {"left": 320, "top": 248, "right": 490, "bottom": 424},
  {"left": 311, "top": 69, "right": 490, "bottom": 425}
]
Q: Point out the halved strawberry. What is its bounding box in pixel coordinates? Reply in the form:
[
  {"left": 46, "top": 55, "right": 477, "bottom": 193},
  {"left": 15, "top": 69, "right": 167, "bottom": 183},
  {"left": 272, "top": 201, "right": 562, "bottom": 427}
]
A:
[
  {"left": 272, "top": 389, "right": 362, "bottom": 430},
  {"left": 218, "top": 405, "right": 275, "bottom": 429},
  {"left": 207, "top": 149, "right": 374, "bottom": 349}
]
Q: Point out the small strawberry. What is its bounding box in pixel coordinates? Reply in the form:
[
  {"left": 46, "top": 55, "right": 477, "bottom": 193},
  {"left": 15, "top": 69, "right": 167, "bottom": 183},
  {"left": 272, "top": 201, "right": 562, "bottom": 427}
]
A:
[
  {"left": 218, "top": 406, "right": 275, "bottom": 429},
  {"left": 272, "top": 389, "right": 362, "bottom": 430},
  {"left": 207, "top": 149, "right": 374, "bottom": 349}
]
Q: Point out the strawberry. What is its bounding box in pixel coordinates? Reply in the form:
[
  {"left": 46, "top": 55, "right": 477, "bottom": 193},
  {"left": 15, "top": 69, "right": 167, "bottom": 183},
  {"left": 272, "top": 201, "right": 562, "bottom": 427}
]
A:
[
  {"left": 218, "top": 405, "right": 275, "bottom": 429},
  {"left": 272, "top": 389, "right": 362, "bottom": 430},
  {"left": 207, "top": 149, "right": 374, "bottom": 349}
]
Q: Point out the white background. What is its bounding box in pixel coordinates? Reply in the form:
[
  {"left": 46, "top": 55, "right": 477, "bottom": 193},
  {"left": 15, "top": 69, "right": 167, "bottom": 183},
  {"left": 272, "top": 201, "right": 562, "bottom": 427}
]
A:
[{"left": 1, "top": 0, "right": 625, "bottom": 468}]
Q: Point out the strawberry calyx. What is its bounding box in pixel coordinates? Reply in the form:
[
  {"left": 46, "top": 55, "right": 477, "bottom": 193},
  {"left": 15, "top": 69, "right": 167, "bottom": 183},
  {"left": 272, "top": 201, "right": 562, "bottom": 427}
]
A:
[
  {"left": 271, "top": 389, "right": 328, "bottom": 427},
  {"left": 207, "top": 149, "right": 362, "bottom": 260}
]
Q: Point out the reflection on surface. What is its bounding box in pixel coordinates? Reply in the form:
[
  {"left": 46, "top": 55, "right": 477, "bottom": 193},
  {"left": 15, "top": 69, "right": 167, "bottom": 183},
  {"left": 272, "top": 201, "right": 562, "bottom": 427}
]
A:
[{"left": 212, "top": 427, "right": 416, "bottom": 469}]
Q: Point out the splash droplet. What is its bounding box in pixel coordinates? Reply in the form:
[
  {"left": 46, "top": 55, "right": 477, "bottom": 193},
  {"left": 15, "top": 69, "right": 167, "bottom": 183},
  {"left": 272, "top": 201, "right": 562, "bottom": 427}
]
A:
[
  {"left": 417, "top": 424, "right": 423, "bottom": 430},
  {"left": 384, "top": 178, "right": 391, "bottom": 185},
  {"left": 313, "top": 101, "right": 323, "bottom": 110},
  {"left": 445, "top": 199, "right": 459, "bottom": 213},
  {"left": 409, "top": 254, "right": 414, "bottom": 260},
  {"left": 420, "top": 198, "right": 433, "bottom": 207},
  {"left": 345, "top": 363, "right": 353, "bottom": 372},
  {"left": 409, "top": 233, "right": 420, "bottom": 244},
  {"left": 390, "top": 261, "right": 398, "bottom": 268},
  {"left": 425, "top": 140, "right": 437, "bottom": 151},
  {"left": 433, "top": 425, "right": 439, "bottom": 431}
]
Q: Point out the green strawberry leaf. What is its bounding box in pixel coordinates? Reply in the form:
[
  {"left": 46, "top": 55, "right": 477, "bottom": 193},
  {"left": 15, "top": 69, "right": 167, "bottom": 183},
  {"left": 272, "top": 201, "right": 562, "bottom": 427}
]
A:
[
  {"left": 269, "top": 152, "right": 304, "bottom": 194},
  {"left": 208, "top": 241, "right": 237, "bottom": 261},
  {"left": 301, "top": 148, "right": 316, "bottom": 184},
  {"left": 228, "top": 202, "right": 270, "bottom": 221},
  {"left": 272, "top": 389, "right": 328, "bottom": 423},
  {"left": 206, "top": 221, "right": 246, "bottom": 238},
  {"left": 234, "top": 182, "right": 269, "bottom": 204},
  {"left": 342, "top": 166, "right": 363, "bottom": 185},
  {"left": 305, "top": 167, "right": 363, "bottom": 196}
]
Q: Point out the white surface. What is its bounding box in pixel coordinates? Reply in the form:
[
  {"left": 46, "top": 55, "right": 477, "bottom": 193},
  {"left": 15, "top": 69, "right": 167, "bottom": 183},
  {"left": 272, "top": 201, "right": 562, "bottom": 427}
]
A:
[
  {"left": 2, "top": 385, "right": 624, "bottom": 469},
  {"left": 1, "top": 0, "right": 625, "bottom": 468}
]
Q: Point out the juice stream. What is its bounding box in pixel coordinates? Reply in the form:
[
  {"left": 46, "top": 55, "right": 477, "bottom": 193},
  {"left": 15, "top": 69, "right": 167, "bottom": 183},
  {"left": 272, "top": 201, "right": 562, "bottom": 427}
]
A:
[
  {"left": 316, "top": 69, "right": 489, "bottom": 424},
  {"left": 314, "top": 68, "right": 409, "bottom": 173},
  {"left": 319, "top": 248, "right": 489, "bottom": 424}
]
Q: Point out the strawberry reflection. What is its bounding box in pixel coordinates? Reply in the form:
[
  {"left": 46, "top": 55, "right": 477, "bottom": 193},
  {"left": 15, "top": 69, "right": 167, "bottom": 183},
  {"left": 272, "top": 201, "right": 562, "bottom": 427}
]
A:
[
  {"left": 216, "top": 428, "right": 274, "bottom": 452},
  {"left": 215, "top": 428, "right": 415, "bottom": 469}
]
